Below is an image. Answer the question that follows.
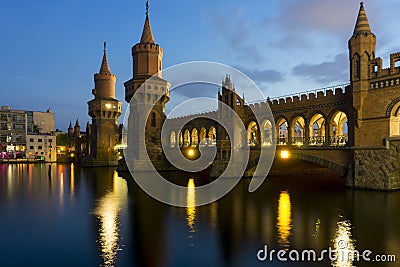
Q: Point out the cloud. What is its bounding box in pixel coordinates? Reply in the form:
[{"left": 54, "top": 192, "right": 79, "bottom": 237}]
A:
[
  {"left": 236, "top": 67, "right": 284, "bottom": 85},
  {"left": 210, "top": 8, "right": 265, "bottom": 63},
  {"left": 292, "top": 53, "right": 348, "bottom": 84}
]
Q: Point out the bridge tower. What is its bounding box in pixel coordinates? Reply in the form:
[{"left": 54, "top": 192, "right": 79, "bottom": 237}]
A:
[
  {"left": 124, "top": 2, "right": 170, "bottom": 170},
  {"left": 84, "top": 43, "right": 122, "bottom": 166},
  {"left": 349, "top": 2, "right": 376, "bottom": 146},
  {"left": 348, "top": 2, "right": 400, "bottom": 190}
]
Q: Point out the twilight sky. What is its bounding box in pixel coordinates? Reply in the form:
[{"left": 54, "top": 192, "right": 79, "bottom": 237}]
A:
[{"left": 1, "top": 0, "right": 400, "bottom": 130}]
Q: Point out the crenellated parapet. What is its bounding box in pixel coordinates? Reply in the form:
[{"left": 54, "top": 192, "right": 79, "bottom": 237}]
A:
[{"left": 369, "top": 52, "right": 400, "bottom": 89}]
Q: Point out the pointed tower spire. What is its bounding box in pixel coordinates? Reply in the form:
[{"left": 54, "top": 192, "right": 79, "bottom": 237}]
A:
[
  {"left": 140, "top": 1, "right": 155, "bottom": 44},
  {"left": 75, "top": 119, "right": 80, "bottom": 128},
  {"left": 353, "top": 2, "right": 372, "bottom": 35},
  {"left": 99, "top": 41, "right": 111, "bottom": 74},
  {"left": 68, "top": 121, "right": 73, "bottom": 129}
]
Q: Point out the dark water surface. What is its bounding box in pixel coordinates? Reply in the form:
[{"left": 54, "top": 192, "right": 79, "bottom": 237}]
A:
[{"left": 0, "top": 163, "right": 399, "bottom": 266}]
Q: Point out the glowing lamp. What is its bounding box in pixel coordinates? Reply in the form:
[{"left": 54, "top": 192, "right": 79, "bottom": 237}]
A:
[{"left": 280, "top": 150, "right": 290, "bottom": 159}]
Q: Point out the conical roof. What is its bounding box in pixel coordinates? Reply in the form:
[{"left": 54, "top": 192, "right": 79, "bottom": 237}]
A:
[{"left": 353, "top": 2, "right": 372, "bottom": 35}]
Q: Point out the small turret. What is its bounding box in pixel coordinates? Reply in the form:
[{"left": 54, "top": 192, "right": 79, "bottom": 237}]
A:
[
  {"left": 74, "top": 119, "right": 80, "bottom": 137},
  {"left": 93, "top": 42, "right": 117, "bottom": 99},
  {"left": 68, "top": 121, "right": 73, "bottom": 136}
]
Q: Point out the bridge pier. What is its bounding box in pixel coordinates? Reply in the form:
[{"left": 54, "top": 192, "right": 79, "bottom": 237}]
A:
[{"left": 352, "top": 137, "right": 400, "bottom": 191}]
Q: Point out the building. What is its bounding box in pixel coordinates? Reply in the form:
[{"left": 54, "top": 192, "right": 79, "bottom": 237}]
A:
[
  {"left": 33, "top": 109, "right": 55, "bottom": 134},
  {"left": 26, "top": 134, "right": 56, "bottom": 162},
  {"left": 0, "top": 106, "right": 55, "bottom": 159}
]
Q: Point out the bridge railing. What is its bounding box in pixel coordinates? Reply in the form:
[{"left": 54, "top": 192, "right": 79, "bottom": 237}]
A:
[{"left": 275, "top": 135, "right": 348, "bottom": 148}]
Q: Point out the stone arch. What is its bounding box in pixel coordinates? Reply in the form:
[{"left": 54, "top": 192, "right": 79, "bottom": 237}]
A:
[
  {"left": 247, "top": 121, "right": 259, "bottom": 146},
  {"left": 261, "top": 119, "right": 273, "bottom": 146},
  {"left": 329, "top": 110, "right": 348, "bottom": 146},
  {"left": 191, "top": 128, "right": 198, "bottom": 146},
  {"left": 183, "top": 129, "right": 190, "bottom": 147},
  {"left": 308, "top": 112, "right": 327, "bottom": 146},
  {"left": 290, "top": 152, "right": 347, "bottom": 177},
  {"left": 199, "top": 127, "right": 207, "bottom": 147},
  {"left": 276, "top": 117, "right": 289, "bottom": 145},
  {"left": 178, "top": 131, "right": 183, "bottom": 147},
  {"left": 208, "top": 126, "right": 216, "bottom": 146},
  {"left": 290, "top": 114, "right": 306, "bottom": 145},
  {"left": 388, "top": 100, "right": 400, "bottom": 136},
  {"left": 170, "top": 131, "right": 176, "bottom": 147}
]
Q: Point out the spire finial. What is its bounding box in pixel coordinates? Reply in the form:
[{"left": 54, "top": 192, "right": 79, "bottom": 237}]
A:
[
  {"left": 104, "top": 41, "right": 106, "bottom": 53},
  {"left": 145, "top": 1, "right": 149, "bottom": 17},
  {"left": 353, "top": 1, "right": 372, "bottom": 35}
]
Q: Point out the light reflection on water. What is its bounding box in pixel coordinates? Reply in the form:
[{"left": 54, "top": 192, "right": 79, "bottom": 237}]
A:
[
  {"left": 277, "top": 191, "right": 292, "bottom": 248},
  {"left": 0, "top": 164, "right": 399, "bottom": 266},
  {"left": 332, "top": 219, "right": 356, "bottom": 267},
  {"left": 186, "top": 178, "right": 196, "bottom": 233},
  {"left": 93, "top": 171, "right": 128, "bottom": 267}
]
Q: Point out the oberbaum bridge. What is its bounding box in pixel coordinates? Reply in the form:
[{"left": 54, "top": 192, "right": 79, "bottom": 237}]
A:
[{"left": 83, "top": 3, "right": 400, "bottom": 191}]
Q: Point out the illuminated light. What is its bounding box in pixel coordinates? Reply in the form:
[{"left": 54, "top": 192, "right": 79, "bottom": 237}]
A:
[
  {"left": 277, "top": 191, "right": 292, "bottom": 248},
  {"left": 186, "top": 178, "right": 196, "bottom": 233},
  {"left": 187, "top": 148, "right": 195, "bottom": 158},
  {"left": 332, "top": 219, "right": 355, "bottom": 267},
  {"left": 280, "top": 150, "right": 290, "bottom": 159},
  {"left": 105, "top": 103, "right": 112, "bottom": 109},
  {"left": 70, "top": 153, "right": 75, "bottom": 157},
  {"left": 93, "top": 171, "right": 128, "bottom": 266}
]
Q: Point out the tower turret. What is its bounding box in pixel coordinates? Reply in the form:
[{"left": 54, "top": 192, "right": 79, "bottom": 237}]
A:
[
  {"left": 68, "top": 121, "right": 73, "bottom": 136},
  {"left": 85, "top": 43, "right": 122, "bottom": 166},
  {"left": 349, "top": 2, "right": 376, "bottom": 82},
  {"left": 93, "top": 42, "right": 117, "bottom": 99}
]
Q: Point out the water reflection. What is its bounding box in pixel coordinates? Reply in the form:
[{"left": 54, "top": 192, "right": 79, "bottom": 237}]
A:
[
  {"left": 277, "top": 191, "right": 292, "bottom": 248},
  {"left": 93, "top": 171, "right": 128, "bottom": 266},
  {"left": 332, "top": 219, "right": 356, "bottom": 267},
  {"left": 70, "top": 163, "right": 75, "bottom": 199},
  {"left": 186, "top": 178, "right": 196, "bottom": 233}
]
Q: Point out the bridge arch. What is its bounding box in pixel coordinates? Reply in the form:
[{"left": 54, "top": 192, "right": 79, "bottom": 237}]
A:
[
  {"left": 289, "top": 152, "right": 348, "bottom": 177},
  {"left": 308, "top": 111, "right": 327, "bottom": 146},
  {"left": 387, "top": 100, "right": 400, "bottom": 136},
  {"left": 276, "top": 117, "right": 289, "bottom": 145},
  {"left": 191, "top": 128, "right": 198, "bottom": 146},
  {"left": 290, "top": 114, "right": 306, "bottom": 146},
  {"left": 208, "top": 126, "right": 217, "bottom": 146},
  {"left": 183, "top": 129, "right": 190, "bottom": 147},
  {"left": 328, "top": 110, "right": 348, "bottom": 146},
  {"left": 170, "top": 131, "right": 176, "bottom": 147},
  {"left": 261, "top": 119, "right": 273, "bottom": 146},
  {"left": 199, "top": 127, "right": 207, "bottom": 146},
  {"left": 247, "top": 121, "right": 259, "bottom": 146}
]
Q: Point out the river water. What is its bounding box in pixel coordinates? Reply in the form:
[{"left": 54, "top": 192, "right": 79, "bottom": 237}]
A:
[{"left": 0, "top": 163, "right": 399, "bottom": 266}]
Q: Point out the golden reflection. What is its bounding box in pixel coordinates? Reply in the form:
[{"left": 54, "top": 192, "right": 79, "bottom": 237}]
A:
[
  {"left": 277, "top": 191, "right": 292, "bottom": 248},
  {"left": 186, "top": 178, "right": 196, "bottom": 233},
  {"left": 70, "top": 163, "right": 75, "bottom": 198},
  {"left": 93, "top": 171, "right": 128, "bottom": 267},
  {"left": 332, "top": 219, "right": 356, "bottom": 267},
  {"left": 59, "top": 172, "right": 64, "bottom": 207}
]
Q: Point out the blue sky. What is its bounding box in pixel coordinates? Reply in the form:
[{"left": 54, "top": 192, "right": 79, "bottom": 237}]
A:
[{"left": 1, "top": 0, "right": 400, "bottom": 130}]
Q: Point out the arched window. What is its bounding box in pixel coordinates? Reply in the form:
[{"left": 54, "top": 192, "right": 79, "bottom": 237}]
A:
[{"left": 170, "top": 131, "right": 176, "bottom": 147}]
